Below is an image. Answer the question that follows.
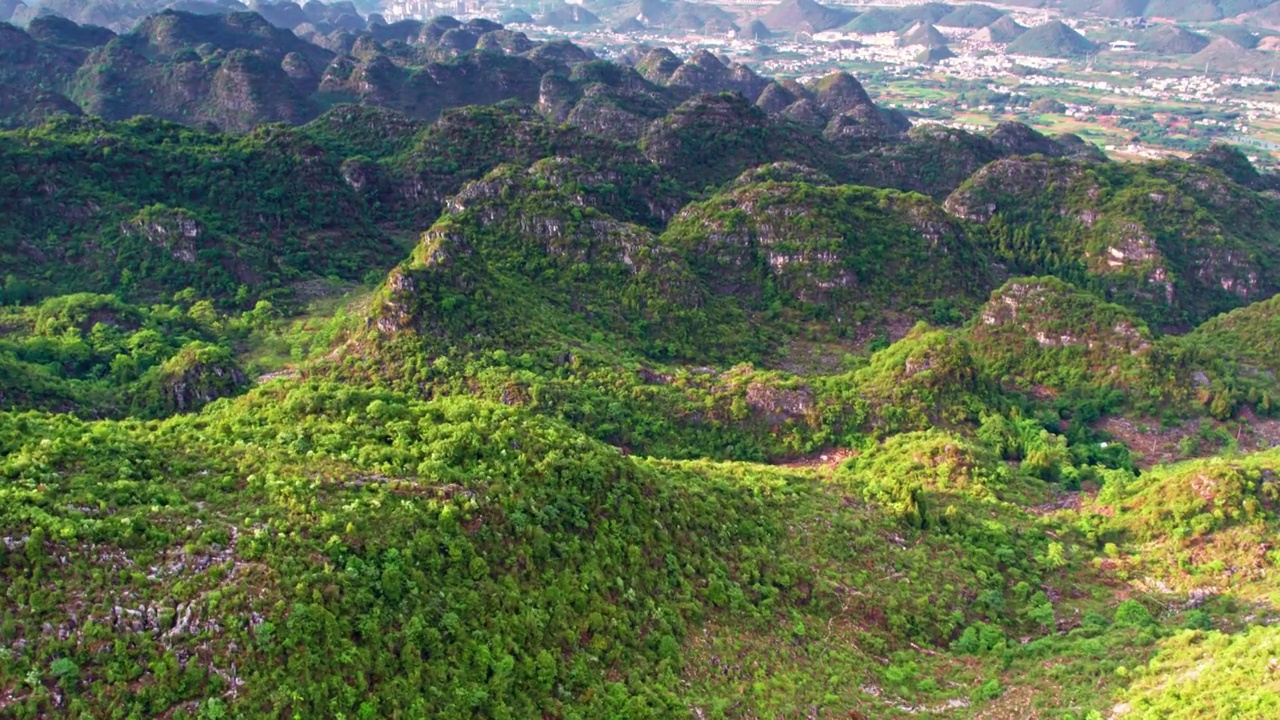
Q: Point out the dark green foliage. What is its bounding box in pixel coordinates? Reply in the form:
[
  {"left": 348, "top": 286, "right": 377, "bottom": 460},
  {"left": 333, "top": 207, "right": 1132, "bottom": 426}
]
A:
[
  {"left": 296, "top": 104, "right": 427, "bottom": 160},
  {"left": 662, "top": 183, "right": 994, "bottom": 329},
  {"left": 0, "top": 116, "right": 399, "bottom": 304},
  {"left": 949, "top": 156, "right": 1280, "bottom": 329},
  {"left": 640, "top": 93, "right": 845, "bottom": 190},
  {"left": 1114, "top": 599, "right": 1155, "bottom": 627},
  {"left": 848, "top": 124, "right": 1001, "bottom": 200}
]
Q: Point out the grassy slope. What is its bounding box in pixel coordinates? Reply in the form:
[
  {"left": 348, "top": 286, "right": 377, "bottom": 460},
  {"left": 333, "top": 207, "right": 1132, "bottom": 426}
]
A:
[{"left": 7, "top": 385, "right": 1278, "bottom": 718}]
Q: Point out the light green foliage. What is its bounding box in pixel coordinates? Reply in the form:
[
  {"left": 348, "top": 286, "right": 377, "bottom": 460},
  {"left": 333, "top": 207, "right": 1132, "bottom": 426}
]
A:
[
  {"left": 0, "top": 293, "right": 247, "bottom": 415},
  {"left": 1113, "top": 627, "right": 1280, "bottom": 718},
  {"left": 0, "top": 389, "right": 784, "bottom": 717},
  {"left": 1098, "top": 451, "right": 1280, "bottom": 542}
]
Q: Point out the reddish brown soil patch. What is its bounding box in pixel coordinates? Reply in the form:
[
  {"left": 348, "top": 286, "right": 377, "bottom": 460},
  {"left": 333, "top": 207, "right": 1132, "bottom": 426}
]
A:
[{"left": 1096, "top": 410, "right": 1280, "bottom": 469}]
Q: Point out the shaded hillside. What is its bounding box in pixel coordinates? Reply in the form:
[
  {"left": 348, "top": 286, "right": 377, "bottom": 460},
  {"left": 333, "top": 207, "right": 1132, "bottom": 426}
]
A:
[
  {"left": 0, "top": 21, "right": 87, "bottom": 126},
  {"left": 4, "top": 11, "right": 563, "bottom": 127},
  {"left": 1, "top": 10, "right": 918, "bottom": 142},
  {"left": 538, "top": 60, "right": 680, "bottom": 142},
  {"left": 376, "top": 102, "right": 670, "bottom": 225},
  {"left": 1190, "top": 142, "right": 1280, "bottom": 191},
  {"left": 0, "top": 116, "right": 399, "bottom": 302},
  {"left": 946, "top": 156, "right": 1280, "bottom": 328},
  {"left": 847, "top": 121, "right": 1100, "bottom": 199},
  {"left": 643, "top": 93, "right": 830, "bottom": 187},
  {"left": 65, "top": 10, "right": 331, "bottom": 130},
  {"left": 24, "top": 13, "right": 116, "bottom": 47}
]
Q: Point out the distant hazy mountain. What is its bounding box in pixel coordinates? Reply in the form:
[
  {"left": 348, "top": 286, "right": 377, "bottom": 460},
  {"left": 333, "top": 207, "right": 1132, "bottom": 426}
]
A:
[
  {"left": 1000, "top": 0, "right": 1276, "bottom": 23},
  {"left": 538, "top": 2, "right": 602, "bottom": 28},
  {"left": 1007, "top": 19, "right": 1095, "bottom": 57},
  {"left": 4, "top": 0, "right": 381, "bottom": 32},
  {"left": 1, "top": 0, "right": 26, "bottom": 21},
  {"left": 9, "top": 0, "right": 247, "bottom": 31},
  {"left": 587, "top": 0, "right": 739, "bottom": 35},
  {"left": 901, "top": 21, "right": 948, "bottom": 47},
  {"left": 840, "top": 2, "right": 951, "bottom": 34},
  {"left": 760, "top": 0, "right": 854, "bottom": 34},
  {"left": 969, "top": 14, "right": 1027, "bottom": 43},
  {"left": 937, "top": 3, "right": 1004, "bottom": 28},
  {"left": 1189, "top": 36, "right": 1279, "bottom": 73},
  {"left": 1135, "top": 24, "right": 1210, "bottom": 54}
]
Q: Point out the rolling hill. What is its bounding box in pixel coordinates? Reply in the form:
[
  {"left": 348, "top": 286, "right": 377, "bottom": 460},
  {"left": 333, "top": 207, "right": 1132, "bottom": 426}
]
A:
[
  {"left": 970, "top": 13, "right": 1027, "bottom": 43},
  {"left": 1135, "top": 23, "right": 1211, "bottom": 54},
  {"left": 759, "top": 0, "right": 854, "bottom": 34},
  {"left": 1007, "top": 19, "right": 1096, "bottom": 57},
  {"left": 901, "top": 20, "right": 949, "bottom": 47}
]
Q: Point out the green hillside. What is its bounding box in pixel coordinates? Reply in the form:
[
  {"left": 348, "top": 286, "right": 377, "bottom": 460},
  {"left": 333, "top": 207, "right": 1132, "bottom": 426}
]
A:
[
  {"left": 945, "top": 156, "right": 1280, "bottom": 329},
  {"left": 1006, "top": 20, "right": 1096, "bottom": 57},
  {"left": 938, "top": 3, "right": 1005, "bottom": 28},
  {"left": 1186, "top": 293, "right": 1280, "bottom": 380},
  {"left": 3, "top": 9, "right": 1280, "bottom": 720},
  {"left": 1135, "top": 24, "right": 1211, "bottom": 54}
]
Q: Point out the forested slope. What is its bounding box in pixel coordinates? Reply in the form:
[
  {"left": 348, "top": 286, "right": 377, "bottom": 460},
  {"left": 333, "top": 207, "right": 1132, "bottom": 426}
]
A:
[{"left": 3, "top": 10, "right": 1280, "bottom": 719}]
